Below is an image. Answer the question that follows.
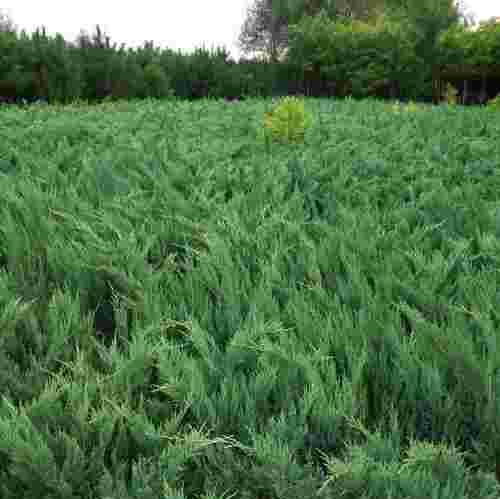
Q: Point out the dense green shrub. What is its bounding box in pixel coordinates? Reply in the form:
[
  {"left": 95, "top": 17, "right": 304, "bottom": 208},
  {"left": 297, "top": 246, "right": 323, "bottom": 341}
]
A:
[
  {"left": 0, "top": 10, "right": 498, "bottom": 107},
  {"left": 282, "top": 11, "right": 424, "bottom": 100}
]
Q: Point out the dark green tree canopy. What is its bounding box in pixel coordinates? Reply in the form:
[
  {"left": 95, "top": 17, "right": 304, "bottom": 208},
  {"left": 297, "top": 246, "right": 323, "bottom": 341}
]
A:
[
  {"left": 237, "top": 0, "right": 471, "bottom": 62},
  {"left": 237, "top": 0, "right": 386, "bottom": 62}
]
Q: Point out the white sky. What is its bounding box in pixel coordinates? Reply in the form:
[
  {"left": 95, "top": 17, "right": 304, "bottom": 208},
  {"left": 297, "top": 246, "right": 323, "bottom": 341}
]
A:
[
  {"left": 1, "top": 1, "right": 499, "bottom": 61},
  {"left": 460, "top": 0, "right": 499, "bottom": 24}
]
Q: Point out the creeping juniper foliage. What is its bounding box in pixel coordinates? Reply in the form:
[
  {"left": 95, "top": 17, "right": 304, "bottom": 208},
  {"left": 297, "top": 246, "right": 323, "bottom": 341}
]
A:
[{"left": 0, "top": 96, "right": 500, "bottom": 499}]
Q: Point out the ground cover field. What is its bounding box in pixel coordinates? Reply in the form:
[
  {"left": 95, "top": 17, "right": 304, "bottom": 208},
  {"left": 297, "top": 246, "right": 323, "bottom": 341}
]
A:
[{"left": 1, "top": 95, "right": 500, "bottom": 498}]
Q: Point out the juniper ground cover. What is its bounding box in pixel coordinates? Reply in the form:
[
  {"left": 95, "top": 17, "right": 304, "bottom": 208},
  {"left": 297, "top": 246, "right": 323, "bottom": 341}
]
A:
[{"left": 0, "top": 95, "right": 500, "bottom": 498}]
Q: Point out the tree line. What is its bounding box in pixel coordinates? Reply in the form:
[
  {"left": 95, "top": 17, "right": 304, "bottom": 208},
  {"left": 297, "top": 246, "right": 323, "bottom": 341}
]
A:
[
  {"left": 0, "top": 1, "right": 484, "bottom": 106},
  {"left": 237, "top": 0, "right": 474, "bottom": 62}
]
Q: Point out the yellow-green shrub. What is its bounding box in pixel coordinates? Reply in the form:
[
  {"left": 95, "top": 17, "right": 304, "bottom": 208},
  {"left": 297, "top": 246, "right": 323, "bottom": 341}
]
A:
[
  {"left": 486, "top": 93, "right": 500, "bottom": 111},
  {"left": 442, "top": 83, "right": 459, "bottom": 105},
  {"left": 261, "top": 96, "right": 314, "bottom": 145}
]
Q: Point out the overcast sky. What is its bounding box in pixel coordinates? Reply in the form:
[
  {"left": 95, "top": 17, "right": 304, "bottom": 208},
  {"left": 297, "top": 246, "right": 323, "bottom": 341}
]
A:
[{"left": 1, "top": 1, "right": 498, "bottom": 61}]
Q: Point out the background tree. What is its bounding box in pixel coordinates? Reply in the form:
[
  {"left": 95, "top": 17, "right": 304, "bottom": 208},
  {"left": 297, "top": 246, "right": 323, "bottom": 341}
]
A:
[
  {"left": 378, "top": 0, "right": 469, "bottom": 99},
  {"left": 237, "top": 0, "right": 385, "bottom": 63},
  {"left": 0, "top": 10, "right": 20, "bottom": 103},
  {"left": 0, "top": 9, "right": 17, "bottom": 33},
  {"left": 237, "top": 0, "right": 290, "bottom": 63},
  {"left": 381, "top": 0, "right": 469, "bottom": 61},
  {"left": 237, "top": 0, "right": 471, "bottom": 64}
]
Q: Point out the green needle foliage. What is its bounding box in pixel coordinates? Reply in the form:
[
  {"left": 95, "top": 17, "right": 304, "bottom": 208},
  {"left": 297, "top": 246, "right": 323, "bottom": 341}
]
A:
[{"left": 0, "top": 96, "right": 500, "bottom": 498}]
